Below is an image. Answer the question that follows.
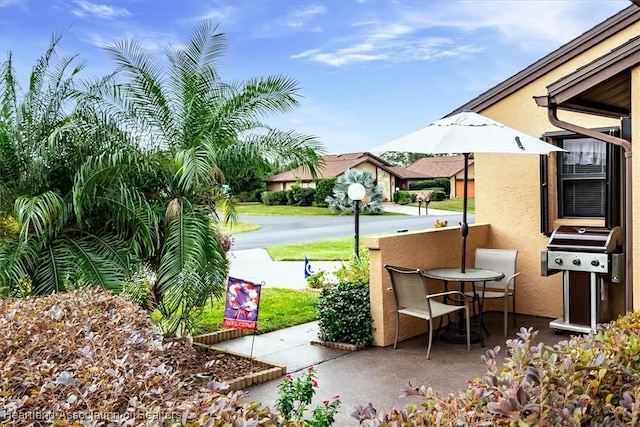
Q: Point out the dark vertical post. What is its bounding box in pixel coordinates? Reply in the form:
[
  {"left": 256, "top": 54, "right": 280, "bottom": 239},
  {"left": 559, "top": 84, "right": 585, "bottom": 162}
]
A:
[
  {"left": 460, "top": 153, "right": 470, "bottom": 273},
  {"left": 354, "top": 200, "right": 360, "bottom": 258}
]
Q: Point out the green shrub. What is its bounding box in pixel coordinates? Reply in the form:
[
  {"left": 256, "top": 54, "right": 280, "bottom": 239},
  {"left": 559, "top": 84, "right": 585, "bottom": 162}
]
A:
[
  {"left": 314, "top": 178, "right": 336, "bottom": 207},
  {"left": 316, "top": 281, "right": 373, "bottom": 347},
  {"left": 334, "top": 250, "right": 369, "bottom": 285},
  {"left": 288, "top": 185, "right": 315, "bottom": 206},
  {"left": 262, "top": 190, "right": 288, "bottom": 205},
  {"left": 306, "top": 270, "right": 337, "bottom": 289},
  {"left": 410, "top": 178, "right": 450, "bottom": 196},
  {"left": 393, "top": 190, "right": 412, "bottom": 205},
  {"left": 430, "top": 190, "right": 446, "bottom": 201},
  {"left": 433, "top": 178, "right": 451, "bottom": 195},
  {"left": 357, "top": 311, "right": 640, "bottom": 426},
  {"left": 235, "top": 188, "right": 263, "bottom": 202},
  {"left": 409, "top": 179, "right": 438, "bottom": 190}
]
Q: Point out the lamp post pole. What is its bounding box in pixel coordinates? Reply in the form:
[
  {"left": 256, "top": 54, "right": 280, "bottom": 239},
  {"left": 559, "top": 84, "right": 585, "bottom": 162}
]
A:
[{"left": 347, "top": 183, "right": 366, "bottom": 259}]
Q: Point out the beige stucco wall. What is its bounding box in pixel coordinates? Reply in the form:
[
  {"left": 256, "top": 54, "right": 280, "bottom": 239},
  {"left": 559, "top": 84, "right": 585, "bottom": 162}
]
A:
[
  {"left": 266, "top": 181, "right": 317, "bottom": 192},
  {"left": 363, "top": 21, "right": 639, "bottom": 344},
  {"left": 364, "top": 224, "right": 490, "bottom": 346},
  {"left": 475, "top": 25, "right": 639, "bottom": 317},
  {"left": 376, "top": 168, "right": 393, "bottom": 201}
]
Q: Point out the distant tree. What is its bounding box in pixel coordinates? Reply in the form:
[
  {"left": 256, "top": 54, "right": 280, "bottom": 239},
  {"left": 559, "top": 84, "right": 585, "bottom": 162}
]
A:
[
  {"left": 325, "top": 169, "right": 383, "bottom": 214},
  {"left": 314, "top": 178, "right": 336, "bottom": 207},
  {"left": 379, "top": 151, "right": 431, "bottom": 167}
]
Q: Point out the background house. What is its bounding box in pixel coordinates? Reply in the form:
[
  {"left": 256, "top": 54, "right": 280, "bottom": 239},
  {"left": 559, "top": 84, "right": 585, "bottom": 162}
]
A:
[
  {"left": 404, "top": 155, "right": 474, "bottom": 199},
  {"left": 266, "top": 152, "right": 471, "bottom": 200},
  {"left": 265, "top": 152, "right": 399, "bottom": 200}
]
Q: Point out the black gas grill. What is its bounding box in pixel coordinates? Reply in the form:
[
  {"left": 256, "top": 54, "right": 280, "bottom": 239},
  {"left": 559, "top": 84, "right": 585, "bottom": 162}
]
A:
[{"left": 541, "top": 226, "right": 624, "bottom": 333}]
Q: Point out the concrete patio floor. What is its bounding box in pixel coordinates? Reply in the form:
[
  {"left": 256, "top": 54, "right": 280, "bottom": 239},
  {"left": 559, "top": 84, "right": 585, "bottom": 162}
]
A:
[{"left": 214, "top": 312, "right": 569, "bottom": 426}]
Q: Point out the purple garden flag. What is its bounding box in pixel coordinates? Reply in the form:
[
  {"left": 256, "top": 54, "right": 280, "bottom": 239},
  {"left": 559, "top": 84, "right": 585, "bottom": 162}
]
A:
[{"left": 223, "top": 277, "right": 261, "bottom": 331}]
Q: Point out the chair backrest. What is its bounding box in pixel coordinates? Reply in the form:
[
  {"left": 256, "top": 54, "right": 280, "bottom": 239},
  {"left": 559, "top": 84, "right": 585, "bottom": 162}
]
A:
[
  {"left": 474, "top": 248, "right": 518, "bottom": 290},
  {"left": 384, "top": 265, "right": 430, "bottom": 312}
]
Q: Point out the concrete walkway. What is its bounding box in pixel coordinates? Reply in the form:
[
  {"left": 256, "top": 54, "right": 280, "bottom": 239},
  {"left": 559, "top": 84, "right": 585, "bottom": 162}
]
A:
[
  {"left": 218, "top": 203, "right": 539, "bottom": 426},
  {"left": 228, "top": 249, "right": 343, "bottom": 289}
]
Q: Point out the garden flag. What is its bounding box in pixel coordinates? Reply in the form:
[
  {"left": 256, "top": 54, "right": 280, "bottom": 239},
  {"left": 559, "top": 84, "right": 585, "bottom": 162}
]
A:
[
  {"left": 223, "top": 277, "right": 261, "bottom": 331},
  {"left": 304, "top": 256, "right": 314, "bottom": 279}
]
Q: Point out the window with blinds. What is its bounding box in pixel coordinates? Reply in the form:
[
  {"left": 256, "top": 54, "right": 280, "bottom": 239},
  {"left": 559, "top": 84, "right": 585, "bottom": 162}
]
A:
[{"left": 558, "top": 138, "right": 606, "bottom": 217}]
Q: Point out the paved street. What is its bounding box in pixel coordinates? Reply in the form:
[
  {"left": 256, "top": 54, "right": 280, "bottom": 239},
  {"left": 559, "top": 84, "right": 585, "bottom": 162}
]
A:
[{"left": 230, "top": 205, "right": 472, "bottom": 250}]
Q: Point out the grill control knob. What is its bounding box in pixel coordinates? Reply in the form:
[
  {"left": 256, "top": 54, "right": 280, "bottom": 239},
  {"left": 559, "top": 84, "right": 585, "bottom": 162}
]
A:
[
  {"left": 572, "top": 257, "right": 581, "bottom": 266},
  {"left": 554, "top": 257, "right": 563, "bottom": 265},
  {"left": 591, "top": 259, "right": 600, "bottom": 267}
]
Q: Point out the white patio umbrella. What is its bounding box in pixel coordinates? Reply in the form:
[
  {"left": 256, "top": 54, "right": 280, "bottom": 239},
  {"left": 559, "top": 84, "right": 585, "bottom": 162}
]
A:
[{"left": 370, "top": 110, "right": 565, "bottom": 272}]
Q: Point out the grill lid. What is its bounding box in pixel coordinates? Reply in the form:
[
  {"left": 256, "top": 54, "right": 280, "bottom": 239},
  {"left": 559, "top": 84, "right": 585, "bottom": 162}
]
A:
[{"left": 546, "top": 226, "right": 622, "bottom": 253}]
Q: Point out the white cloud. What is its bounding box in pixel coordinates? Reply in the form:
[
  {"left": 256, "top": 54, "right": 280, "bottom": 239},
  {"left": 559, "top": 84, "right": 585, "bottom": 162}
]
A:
[
  {"left": 399, "top": 0, "right": 629, "bottom": 52},
  {"left": 289, "top": 0, "right": 628, "bottom": 67},
  {"left": 84, "top": 28, "right": 176, "bottom": 52},
  {"left": 72, "top": 0, "right": 131, "bottom": 19}
]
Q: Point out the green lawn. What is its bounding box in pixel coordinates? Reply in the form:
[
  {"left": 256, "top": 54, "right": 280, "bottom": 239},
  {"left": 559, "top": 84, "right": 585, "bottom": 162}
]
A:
[
  {"left": 235, "top": 202, "right": 402, "bottom": 216},
  {"left": 418, "top": 198, "right": 474, "bottom": 213},
  {"left": 266, "top": 237, "right": 354, "bottom": 261},
  {"left": 195, "top": 288, "right": 319, "bottom": 335},
  {"left": 217, "top": 221, "right": 260, "bottom": 233}
]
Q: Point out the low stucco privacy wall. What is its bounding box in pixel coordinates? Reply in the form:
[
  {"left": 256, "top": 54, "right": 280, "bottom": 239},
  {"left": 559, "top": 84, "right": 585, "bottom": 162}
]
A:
[{"left": 363, "top": 223, "right": 490, "bottom": 347}]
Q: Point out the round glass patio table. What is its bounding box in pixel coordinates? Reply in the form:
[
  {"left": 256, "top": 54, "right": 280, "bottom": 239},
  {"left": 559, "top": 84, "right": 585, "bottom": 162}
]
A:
[{"left": 421, "top": 267, "right": 504, "bottom": 345}]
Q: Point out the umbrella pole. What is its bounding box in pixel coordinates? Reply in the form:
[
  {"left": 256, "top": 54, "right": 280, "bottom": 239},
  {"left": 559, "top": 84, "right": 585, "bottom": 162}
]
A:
[{"left": 460, "top": 153, "right": 470, "bottom": 273}]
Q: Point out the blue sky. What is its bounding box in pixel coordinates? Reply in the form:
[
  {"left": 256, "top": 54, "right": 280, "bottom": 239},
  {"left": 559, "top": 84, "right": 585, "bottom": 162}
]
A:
[{"left": 0, "top": 0, "right": 631, "bottom": 154}]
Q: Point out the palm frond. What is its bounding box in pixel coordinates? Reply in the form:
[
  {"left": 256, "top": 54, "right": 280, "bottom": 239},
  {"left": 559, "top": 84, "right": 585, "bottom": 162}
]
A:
[
  {"left": 173, "top": 143, "right": 219, "bottom": 194},
  {"left": 14, "top": 191, "right": 67, "bottom": 242},
  {"left": 64, "top": 233, "right": 129, "bottom": 292},
  {"left": 0, "top": 51, "right": 18, "bottom": 126},
  {"left": 96, "top": 182, "right": 159, "bottom": 256},
  {"left": 28, "top": 31, "right": 65, "bottom": 95},
  {"left": 179, "top": 20, "right": 225, "bottom": 77},
  {"left": 105, "top": 39, "right": 176, "bottom": 143},
  {"left": 33, "top": 240, "right": 70, "bottom": 295},
  {"left": 214, "top": 129, "right": 325, "bottom": 179},
  {"left": 154, "top": 204, "right": 227, "bottom": 334},
  {"left": 73, "top": 150, "right": 142, "bottom": 221},
  {"left": 0, "top": 237, "right": 40, "bottom": 296}
]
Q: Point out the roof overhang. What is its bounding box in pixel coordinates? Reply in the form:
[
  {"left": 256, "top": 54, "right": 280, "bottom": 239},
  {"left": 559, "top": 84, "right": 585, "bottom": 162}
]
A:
[{"left": 535, "top": 36, "right": 639, "bottom": 118}]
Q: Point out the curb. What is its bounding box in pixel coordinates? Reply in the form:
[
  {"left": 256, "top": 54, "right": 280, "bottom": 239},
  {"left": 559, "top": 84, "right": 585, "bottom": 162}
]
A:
[{"left": 310, "top": 339, "right": 365, "bottom": 352}]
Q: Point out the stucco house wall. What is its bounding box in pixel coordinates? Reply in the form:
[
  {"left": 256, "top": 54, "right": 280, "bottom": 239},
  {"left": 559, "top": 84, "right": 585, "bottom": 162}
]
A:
[
  {"left": 364, "top": 224, "right": 491, "bottom": 347},
  {"left": 364, "top": 5, "right": 638, "bottom": 347},
  {"left": 473, "top": 23, "right": 639, "bottom": 318}
]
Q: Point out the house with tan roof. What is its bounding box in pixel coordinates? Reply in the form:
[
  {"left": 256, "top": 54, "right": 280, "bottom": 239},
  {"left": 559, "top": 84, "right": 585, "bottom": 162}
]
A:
[
  {"left": 405, "top": 155, "right": 474, "bottom": 199},
  {"left": 265, "top": 152, "right": 471, "bottom": 201}
]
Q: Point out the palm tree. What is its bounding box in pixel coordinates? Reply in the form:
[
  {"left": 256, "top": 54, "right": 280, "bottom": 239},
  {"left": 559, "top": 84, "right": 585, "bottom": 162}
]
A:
[
  {"left": 326, "top": 168, "right": 384, "bottom": 214},
  {"left": 1, "top": 22, "right": 324, "bottom": 335},
  {"left": 93, "top": 21, "right": 325, "bottom": 333},
  {"left": 0, "top": 32, "right": 144, "bottom": 298}
]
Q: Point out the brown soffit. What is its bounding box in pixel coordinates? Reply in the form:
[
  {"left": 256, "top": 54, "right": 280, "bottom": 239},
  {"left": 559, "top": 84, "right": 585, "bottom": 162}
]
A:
[
  {"left": 448, "top": 4, "right": 640, "bottom": 117},
  {"left": 542, "top": 36, "right": 640, "bottom": 118}
]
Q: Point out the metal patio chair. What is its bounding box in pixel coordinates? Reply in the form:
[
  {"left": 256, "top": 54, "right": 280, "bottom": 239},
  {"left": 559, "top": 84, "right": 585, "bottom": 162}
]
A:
[
  {"left": 385, "top": 264, "right": 471, "bottom": 359},
  {"left": 465, "top": 248, "right": 520, "bottom": 337}
]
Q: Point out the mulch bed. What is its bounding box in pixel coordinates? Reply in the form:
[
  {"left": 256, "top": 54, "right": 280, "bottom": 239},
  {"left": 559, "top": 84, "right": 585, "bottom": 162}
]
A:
[{"left": 163, "top": 335, "right": 274, "bottom": 382}]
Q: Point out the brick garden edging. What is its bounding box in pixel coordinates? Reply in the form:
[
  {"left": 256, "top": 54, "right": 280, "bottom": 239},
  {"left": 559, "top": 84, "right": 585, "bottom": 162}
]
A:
[
  {"left": 310, "top": 339, "right": 365, "bottom": 351},
  {"left": 193, "top": 328, "right": 246, "bottom": 345},
  {"left": 193, "top": 330, "right": 287, "bottom": 391}
]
